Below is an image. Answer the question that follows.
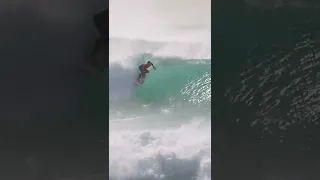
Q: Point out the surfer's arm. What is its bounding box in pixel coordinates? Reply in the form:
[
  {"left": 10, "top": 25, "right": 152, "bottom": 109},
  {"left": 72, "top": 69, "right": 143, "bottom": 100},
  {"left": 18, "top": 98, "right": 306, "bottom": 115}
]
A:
[{"left": 152, "top": 64, "right": 156, "bottom": 70}]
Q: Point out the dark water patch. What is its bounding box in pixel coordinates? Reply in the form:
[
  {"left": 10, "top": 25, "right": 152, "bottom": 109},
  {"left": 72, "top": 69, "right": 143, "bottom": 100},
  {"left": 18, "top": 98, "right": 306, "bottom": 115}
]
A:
[{"left": 212, "top": 1, "right": 320, "bottom": 179}]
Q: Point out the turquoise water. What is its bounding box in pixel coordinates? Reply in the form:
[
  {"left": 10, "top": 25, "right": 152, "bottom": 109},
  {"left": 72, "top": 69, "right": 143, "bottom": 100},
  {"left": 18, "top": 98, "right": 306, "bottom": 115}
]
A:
[
  {"left": 135, "top": 57, "right": 211, "bottom": 109},
  {"left": 109, "top": 55, "right": 211, "bottom": 119}
]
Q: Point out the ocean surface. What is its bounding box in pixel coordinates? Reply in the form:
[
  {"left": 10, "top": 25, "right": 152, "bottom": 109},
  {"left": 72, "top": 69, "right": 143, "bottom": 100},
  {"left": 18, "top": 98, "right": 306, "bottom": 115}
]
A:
[
  {"left": 109, "top": 0, "right": 211, "bottom": 179},
  {"left": 212, "top": 0, "right": 320, "bottom": 179}
]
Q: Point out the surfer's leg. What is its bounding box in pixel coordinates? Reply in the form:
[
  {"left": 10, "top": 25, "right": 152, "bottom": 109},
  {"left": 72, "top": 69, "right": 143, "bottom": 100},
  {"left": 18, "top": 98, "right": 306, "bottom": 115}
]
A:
[{"left": 137, "top": 66, "right": 144, "bottom": 80}]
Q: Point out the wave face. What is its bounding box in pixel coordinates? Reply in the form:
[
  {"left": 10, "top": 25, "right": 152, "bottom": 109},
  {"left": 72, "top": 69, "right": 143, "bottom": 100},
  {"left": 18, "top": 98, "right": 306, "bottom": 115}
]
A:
[
  {"left": 110, "top": 53, "right": 211, "bottom": 107},
  {"left": 135, "top": 57, "right": 211, "bottom": 107},
  {"left": 109, "top": 0, "right": 211, "bottom": 179}
]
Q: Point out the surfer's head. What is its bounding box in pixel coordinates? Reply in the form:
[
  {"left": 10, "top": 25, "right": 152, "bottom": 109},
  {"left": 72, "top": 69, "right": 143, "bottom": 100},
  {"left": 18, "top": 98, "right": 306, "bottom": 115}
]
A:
[{"left": 147, "top": 61, "right": 152, "bottom": 65}]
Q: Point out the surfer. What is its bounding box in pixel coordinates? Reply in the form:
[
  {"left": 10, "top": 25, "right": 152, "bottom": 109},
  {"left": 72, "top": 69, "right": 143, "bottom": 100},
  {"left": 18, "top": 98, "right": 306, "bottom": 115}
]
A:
[{"left": 137, "top": 61, "right": 156, "bottom": 83}]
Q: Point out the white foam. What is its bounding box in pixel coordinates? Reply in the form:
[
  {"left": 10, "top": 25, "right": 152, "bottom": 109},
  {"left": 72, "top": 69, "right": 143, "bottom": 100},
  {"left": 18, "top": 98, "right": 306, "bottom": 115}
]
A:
[
  {"left": 109, "top": 0, "right": 211, "bottom": 66},
  {"left": 109, "top": 118, "right": 211, "bottom": 180},
  {"left": 109, "top": 0, "right": 210, "bottom": 42}
]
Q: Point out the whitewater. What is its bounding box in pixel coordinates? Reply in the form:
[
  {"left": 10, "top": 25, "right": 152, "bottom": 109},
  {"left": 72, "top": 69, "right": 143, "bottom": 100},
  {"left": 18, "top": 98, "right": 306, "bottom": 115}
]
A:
[{"left": 109, "top": 0, "right": 211, "bottom": 179}]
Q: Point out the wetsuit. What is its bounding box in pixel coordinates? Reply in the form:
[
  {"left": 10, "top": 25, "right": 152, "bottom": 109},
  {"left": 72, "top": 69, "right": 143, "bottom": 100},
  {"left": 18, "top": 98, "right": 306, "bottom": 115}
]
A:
[{"left": 139, "top": 64, "right": 150, "bottom": 74}]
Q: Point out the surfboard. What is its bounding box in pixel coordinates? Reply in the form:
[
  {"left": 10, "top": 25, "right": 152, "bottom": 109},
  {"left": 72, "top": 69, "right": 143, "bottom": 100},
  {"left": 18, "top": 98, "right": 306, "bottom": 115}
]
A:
[{"left": 136, "top": 75, "right": 145, "bottom": 85}]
